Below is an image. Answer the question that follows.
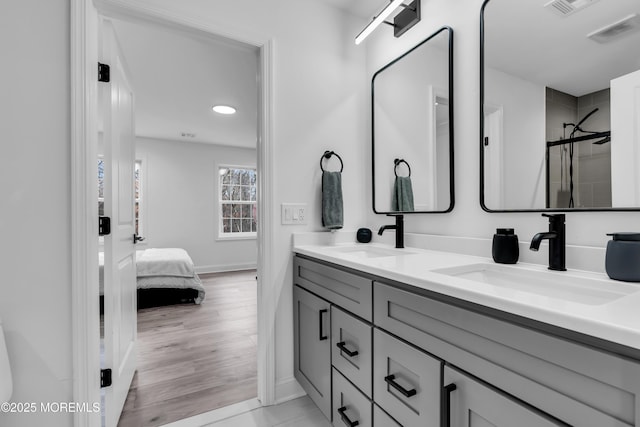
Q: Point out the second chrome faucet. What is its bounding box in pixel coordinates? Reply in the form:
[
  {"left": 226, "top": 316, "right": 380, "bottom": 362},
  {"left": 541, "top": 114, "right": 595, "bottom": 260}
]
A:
[{"left": 530, "top": 214, "right": 566, "bottom": 271}]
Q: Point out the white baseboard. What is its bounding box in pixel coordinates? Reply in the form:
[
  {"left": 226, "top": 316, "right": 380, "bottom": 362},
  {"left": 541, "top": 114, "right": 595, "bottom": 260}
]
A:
[
  {"left": 274, "top": 376, "right": 306, "bottom": 405},
  {"left": 195, "top": 263, "right": 257, "bottom": 274}
]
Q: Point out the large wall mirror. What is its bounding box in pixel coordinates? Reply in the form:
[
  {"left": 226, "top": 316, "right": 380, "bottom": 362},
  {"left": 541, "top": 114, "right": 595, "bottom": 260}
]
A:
[
  {"left": 373, "top": 27, "right": 454, "bottom": 214},
  {"left": 481, "top": 0, "right": 640, "bottom": 211}
]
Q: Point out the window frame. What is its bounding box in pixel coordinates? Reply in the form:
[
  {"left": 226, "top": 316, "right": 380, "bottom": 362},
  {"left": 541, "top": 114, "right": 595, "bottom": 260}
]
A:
[{"left": 217, "top": 164, "right": 257, "bottom": 241}]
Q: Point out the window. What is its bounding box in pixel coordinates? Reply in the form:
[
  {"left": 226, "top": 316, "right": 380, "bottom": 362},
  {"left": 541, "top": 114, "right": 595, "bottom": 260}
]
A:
[
  {"left": 98, "top": 158, "right": 142, "bottom": 236},
  {"left": 219, "top": 166, "right": 257, "bottom": 238}
]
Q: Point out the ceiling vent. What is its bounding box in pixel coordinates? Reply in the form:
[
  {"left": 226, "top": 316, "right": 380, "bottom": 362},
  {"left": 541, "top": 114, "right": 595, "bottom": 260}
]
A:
[
  {"left": 587, "top": 14, "right": 640, "bottom": 43},
  {"left": 544, "top": 0, "right": 598, "bottom": 17}
]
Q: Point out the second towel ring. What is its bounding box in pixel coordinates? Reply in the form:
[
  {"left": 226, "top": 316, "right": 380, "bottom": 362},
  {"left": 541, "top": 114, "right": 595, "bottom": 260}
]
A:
[
  {"left": 320, "top": 150, "right": 344, "bottom": 172},
  {"left": 394, "top": 158, "right": 411, "bottom": 177}
]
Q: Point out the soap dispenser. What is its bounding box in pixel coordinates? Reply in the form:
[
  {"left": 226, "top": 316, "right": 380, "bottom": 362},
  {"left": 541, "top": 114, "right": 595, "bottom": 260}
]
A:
[{"left": 492, "top": 228, "right": 519, "bottom": 264}]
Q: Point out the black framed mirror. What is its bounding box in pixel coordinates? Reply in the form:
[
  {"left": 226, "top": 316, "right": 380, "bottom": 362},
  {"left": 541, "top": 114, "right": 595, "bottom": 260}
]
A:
[
  {"left": 481, "top": 0, "right": 640, "bottom": 212},
  {"left": 372, "top": 26, "right": 454, "bottom": 214}
]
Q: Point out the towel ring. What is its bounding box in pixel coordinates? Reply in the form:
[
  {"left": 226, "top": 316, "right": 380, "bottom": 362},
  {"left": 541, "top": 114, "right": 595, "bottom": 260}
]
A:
[
  {"left": 320, "top": 151, "right": 344, "bottom": 173},
  {"left": 394, "top": 158, "right": 411, "bottom": 177}
]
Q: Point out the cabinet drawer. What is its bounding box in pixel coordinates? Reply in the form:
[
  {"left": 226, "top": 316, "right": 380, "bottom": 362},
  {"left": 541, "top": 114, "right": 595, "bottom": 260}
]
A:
[
  {"left": 443, "top": 366, "right": 565, "bottom": 427},
  {"left": 295, "top": 256, "right": 372, "bottom": 321},
  {"left": 374, "top": 404, "right": 402, "bottom": 427},
  {"left": 373, "top": 328, "right": 441, "bottom": 427},
  {"left": 333, "top": 367, "right": 372, "bottom": 427},
  {"left": 332, "top": 306, "right": 373, "bottom": 398}
]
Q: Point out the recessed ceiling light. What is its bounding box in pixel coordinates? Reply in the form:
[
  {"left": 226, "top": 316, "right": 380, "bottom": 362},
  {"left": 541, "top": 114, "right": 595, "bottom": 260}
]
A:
[{"left": 212, "top": 105, "right": 237, "bottom": 115}]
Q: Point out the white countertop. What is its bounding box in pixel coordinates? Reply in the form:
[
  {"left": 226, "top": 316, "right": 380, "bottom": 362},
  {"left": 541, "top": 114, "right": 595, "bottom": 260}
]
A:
[{"left": 293, "top": 233, "right": 640, "bottom": 354}]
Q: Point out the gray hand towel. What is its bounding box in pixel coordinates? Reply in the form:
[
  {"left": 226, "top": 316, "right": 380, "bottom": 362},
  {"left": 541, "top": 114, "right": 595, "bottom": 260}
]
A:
[
  {"left": 392, "top": 176, "right": 414, "bottom": 212},
  {"left": 322, "top": 171, "right": 343, "bottom": 230}
]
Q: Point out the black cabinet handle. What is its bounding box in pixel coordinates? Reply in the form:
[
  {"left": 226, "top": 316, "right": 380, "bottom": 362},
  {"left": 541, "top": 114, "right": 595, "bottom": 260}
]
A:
[
  {"left": 318, "top": 309, "right": 328, "bottom": 341},
  {"left": 336, "top": 341, "right": 359, "bottom": 357},
  {"left": 133, "top": 234, "right": 145, "bottom": 244},
  {"left": 442, "top": 383, "right": 457, "bottom": 427},
  {"left": 338, "top": 406, "right": 359, "bottom": 427},
  {"left": 384, "top": 374, "right": 417, "bottom": 397}
]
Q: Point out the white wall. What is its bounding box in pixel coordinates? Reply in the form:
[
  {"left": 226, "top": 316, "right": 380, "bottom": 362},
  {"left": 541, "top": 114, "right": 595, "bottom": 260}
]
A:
[
  {"left": 485, "top": 67, "right": 546, "bottom": 209},
  {"left": 0, "top": 1, "right": 74, "bottom": 426},
  {"left": 136, "top": 137, "right": 257, "bottom": 272},
  {"left": 365, "top": 0, "right": 640, "bottom": 271}
]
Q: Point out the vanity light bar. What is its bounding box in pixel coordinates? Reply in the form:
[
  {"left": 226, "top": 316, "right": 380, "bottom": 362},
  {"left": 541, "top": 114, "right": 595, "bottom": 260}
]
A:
[{"left": 355, "top": 0, "right": 407, "bottom": 45}]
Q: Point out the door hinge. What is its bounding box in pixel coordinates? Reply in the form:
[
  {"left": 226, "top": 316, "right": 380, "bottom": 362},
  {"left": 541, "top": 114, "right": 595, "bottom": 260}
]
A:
[
  {"left": 100, "top": 369, "right": 112, "bottom": 388},
  {"left": 99, "top": 216, "right": 111, "bottom": 236},
  {"left": 98, "top": 62, "right": 110, "bottom": 82},
  {"left": 484, "top": 136, "right": 490, "bottom": 146}
]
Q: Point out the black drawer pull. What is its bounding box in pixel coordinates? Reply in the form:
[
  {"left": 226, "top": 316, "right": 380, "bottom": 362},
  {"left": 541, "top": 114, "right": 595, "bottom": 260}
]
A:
[
  {"left": 443, "top": 383, "right": 457, "bottom": 427},
  {"left": 338, "top": 406, "right": 359, "bottom": 427},
  {"left": 318, "top": 309, "right": 328, "bottom": 341},
  {"left": 384, "top": 374, "right": 417, "bottom": 397},
  {"left": 336, "top": 341, "right": 359, "bottom": 357}
]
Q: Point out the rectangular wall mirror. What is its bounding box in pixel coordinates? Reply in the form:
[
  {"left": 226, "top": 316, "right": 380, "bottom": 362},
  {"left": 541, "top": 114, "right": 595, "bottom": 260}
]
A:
[
  {"left": 481, "top": 0, "right": 640, "bottom": 212},
  {"left": 372, "top": 26, "right": 454, "bottom": 214}
]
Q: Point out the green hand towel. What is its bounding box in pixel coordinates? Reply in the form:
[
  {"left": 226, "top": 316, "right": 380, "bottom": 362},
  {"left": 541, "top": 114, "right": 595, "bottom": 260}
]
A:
[
  {"left": 322, "top": 171, "right": 343, "bottom": 230},
  {"left": 392, "top": 176, "right": 414, "bottom": 212}
]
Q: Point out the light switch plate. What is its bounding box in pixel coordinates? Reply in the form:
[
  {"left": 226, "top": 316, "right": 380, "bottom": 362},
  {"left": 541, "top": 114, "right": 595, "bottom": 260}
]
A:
[{"left": 281, "top": 203, "right": 308, "bottom": 225}]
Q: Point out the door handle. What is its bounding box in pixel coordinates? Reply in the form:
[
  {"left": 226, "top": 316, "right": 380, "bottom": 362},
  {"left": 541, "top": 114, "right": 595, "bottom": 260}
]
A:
[
  {"left": 133, "top": 234, "right": 145, "bottom": 244},
  {"left": 384, "top": 374, "right": 417, "bottom": 397},
  {"left": 337, "top": 406, "right": 359, "bottom": 427},
  {"left": 442, "top": 383, "right": 457, "bottom": 427},
  {"left": 336, "top": 341, "right": 359, "bottom": 357},
  {"left": 318, "top": 309, "right": 328, "bottom": 341}
]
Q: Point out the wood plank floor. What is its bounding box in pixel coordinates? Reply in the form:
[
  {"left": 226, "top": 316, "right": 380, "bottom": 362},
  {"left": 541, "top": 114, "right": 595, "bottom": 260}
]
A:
[{"left": 116, "top": 270, "right": 257, "bottom": 427}]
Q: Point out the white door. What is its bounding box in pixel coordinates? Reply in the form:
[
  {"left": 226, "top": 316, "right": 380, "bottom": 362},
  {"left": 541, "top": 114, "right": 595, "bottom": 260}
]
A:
[
  {"left": 611, "top": 69, "right": 640, "bottom": 207},
  {"left": 100, "top": 18, "right": 137, "bottom": 427},
  {"left": 483, "top": 105, "right": 504, "bottom": 209}
]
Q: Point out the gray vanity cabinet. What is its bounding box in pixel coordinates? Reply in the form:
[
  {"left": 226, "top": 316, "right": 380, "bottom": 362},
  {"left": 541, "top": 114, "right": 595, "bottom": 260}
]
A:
[
  {"left": 294, "top": 255, "right": 640, "bottom": 427},
  {"left": 443, "top": 367, "right": 564, "bottom": 427},
  {"left": 293, "top": 285, "right": 332, "bottom": 419}
]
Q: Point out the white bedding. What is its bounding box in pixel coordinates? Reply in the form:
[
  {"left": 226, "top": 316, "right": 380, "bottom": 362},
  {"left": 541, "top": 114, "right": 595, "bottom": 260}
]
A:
[
  {"left": 136, "top": 248, "right": 195, "bottom": 278},
  {"left": 99, "top": 248, "right": 205, "bottom": 304}
]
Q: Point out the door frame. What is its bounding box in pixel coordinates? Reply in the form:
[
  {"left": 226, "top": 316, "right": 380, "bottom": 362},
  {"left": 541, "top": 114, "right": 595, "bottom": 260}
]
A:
[{"left": 70, "top": 1, "right": 275, "bottom": 426}]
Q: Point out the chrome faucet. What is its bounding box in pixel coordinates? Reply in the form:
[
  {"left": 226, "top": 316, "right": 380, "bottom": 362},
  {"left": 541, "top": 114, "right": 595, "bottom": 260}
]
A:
[
  {"left": 530, "top": 214, "right": 566, "bottom": 271},
  {"left": 378, "top": 214, "right": 404, "bottom": 249}
]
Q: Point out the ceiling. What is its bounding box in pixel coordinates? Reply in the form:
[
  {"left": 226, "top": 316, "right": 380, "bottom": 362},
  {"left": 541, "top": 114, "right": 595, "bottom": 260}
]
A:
[
  {"left": 112, "top": 18, "right": 259, "bottom": 148},
  {"left": 109, "top": 0, "right": 394, "bottom": 148},
  {"left": 484, "top": 0, "right": 640, "bottom": 97}
]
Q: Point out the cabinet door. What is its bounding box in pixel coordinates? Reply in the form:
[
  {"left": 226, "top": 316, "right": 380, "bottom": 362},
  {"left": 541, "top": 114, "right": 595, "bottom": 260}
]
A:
[
  {"left": 294, "top": 285, "right": 332, "bottom": 419},
  {"left": 443, "top": 366, "right": 566, "bottom": 427},
  {"left": 373, "top": 328, "right": 442, "bottom": 427}
]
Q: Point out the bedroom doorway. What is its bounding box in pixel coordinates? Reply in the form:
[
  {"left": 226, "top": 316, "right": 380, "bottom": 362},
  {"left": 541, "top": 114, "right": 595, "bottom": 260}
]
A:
[{"left": 86, "top": 5, "right": 271, "bottom": 427}]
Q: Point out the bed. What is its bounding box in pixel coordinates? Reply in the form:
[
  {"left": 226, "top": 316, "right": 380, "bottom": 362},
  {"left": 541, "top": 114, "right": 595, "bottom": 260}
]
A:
[{"left": 99, "top": 248, "right": 206, "bottom": 307}]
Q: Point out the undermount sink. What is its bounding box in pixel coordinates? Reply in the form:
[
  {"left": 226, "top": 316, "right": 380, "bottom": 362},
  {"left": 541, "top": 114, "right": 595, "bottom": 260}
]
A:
[
  {"left": 329, "top": 245, "right": 412, "bottom": 259},
  {"left": 433, "top": 263, "right": 640, "bottom": 306}
]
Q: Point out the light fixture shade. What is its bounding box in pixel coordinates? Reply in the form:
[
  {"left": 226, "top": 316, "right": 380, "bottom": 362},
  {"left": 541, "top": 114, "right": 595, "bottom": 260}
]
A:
[
  {"left": 212, "top": 105, "right": 237, "bottom": 115},
  {"left": 355, "top": 0, "right": 421, "bottom": 45},
  {"left": 355, "top": 0, "right": 406, "bottom": 45}
]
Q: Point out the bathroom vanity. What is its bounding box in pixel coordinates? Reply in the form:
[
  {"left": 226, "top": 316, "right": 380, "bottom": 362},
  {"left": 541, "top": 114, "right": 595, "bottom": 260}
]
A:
[{"left": 292, "top": 239, "right": 640, "bottom": 427}]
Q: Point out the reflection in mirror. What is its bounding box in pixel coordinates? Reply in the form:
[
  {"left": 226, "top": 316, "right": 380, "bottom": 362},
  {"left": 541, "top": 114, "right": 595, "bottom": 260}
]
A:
[
  {"left": 373, "top": 27, "right": 454, "bottom": 214},
  {"left": 481, "top": 0, "right": 640, "bottom": 211}
]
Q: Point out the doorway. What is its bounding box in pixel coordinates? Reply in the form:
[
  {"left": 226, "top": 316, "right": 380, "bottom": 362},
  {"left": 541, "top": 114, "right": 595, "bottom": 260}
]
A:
[{"left": 70, "top": 2, "right": 275, "bottom": 426}]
